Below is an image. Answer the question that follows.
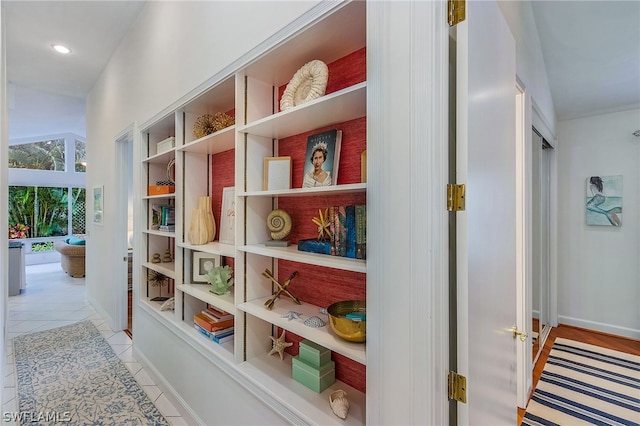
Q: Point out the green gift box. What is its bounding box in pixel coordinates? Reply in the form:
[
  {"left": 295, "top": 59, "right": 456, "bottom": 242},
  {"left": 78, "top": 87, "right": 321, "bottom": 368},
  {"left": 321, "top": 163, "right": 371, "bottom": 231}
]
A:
[
  {"left": 298, "top": 339, "right": 331, "bottom": 368},
  {"left": 291, "top": 356, "right": 335, "bottom": 393}
]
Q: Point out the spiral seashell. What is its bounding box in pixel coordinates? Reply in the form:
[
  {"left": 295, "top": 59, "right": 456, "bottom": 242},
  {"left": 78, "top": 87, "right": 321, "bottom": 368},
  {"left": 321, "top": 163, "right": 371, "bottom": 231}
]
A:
[
  {"left": 280, "top": 60, "right": 329, "bottom": 111},
  {"left": 267, "top": 209, "right": 292, "bottom": 241},
  {"left": 329, "top": 389, "right": 349, "bottom": 420}
]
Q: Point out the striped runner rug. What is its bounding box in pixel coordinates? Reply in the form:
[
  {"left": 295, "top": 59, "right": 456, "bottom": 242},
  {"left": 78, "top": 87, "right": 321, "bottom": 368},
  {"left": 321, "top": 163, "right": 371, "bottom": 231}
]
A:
[{"left": 522, "top": 337, "right": 640, "bottom": 425}]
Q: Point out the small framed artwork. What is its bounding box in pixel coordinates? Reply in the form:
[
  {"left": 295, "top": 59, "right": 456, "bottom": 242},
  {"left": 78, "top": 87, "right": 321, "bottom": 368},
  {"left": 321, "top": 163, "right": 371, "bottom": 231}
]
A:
[
  {"left": 263, "top": 156, "right": 292, "bottom": 191},
  {"left": 586, "top": 175, "right": 622, "bottom": 226},
  {"left": 93, "top": 185, "right": 104, "bottom": 225},
  {"left": 192, "top": 251, "right": 221, "bottom": 283},
  {"left": 219, "top": 187, "right": 235, "bottom": 244},
  {"left": 302, "top": 129, "right": 342, "bottom": 188}
]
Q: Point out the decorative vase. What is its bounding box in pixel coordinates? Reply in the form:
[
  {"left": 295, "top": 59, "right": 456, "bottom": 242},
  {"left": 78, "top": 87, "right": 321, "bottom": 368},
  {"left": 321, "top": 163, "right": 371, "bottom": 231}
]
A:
[
  {"left": 189, "top": 208, "right": 208, "bottom": 245},
  {"left": 199, "top": 196, "right": 216, "bottom": 242}
]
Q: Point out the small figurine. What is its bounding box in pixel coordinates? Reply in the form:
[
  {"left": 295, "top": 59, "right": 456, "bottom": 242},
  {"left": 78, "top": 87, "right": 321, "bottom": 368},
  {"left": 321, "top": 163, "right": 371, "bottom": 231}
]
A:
[
  {"left": 329, "top": 389, "right": 350, "bottom": 419},
  {"left": 162, "top": 249, "right": 172, "bottom": 262},
  {"left": 205, "top": 265, "right": 234, "bottom": 295},
  {"left": 268, "top": 329, "right": 293, "bottom": 360},
  {"left": 151, "top": 253, "right": 161, "bottom": 263}
]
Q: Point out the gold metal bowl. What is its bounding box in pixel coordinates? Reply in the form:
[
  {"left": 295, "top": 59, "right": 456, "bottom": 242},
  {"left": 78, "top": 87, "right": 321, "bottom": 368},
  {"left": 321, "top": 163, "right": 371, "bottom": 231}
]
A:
[{"left": 327, "top": 300, "right": 366, "bottom": 343}]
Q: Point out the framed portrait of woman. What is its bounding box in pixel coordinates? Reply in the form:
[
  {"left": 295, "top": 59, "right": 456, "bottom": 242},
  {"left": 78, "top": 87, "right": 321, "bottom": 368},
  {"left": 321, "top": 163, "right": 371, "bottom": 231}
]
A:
[{"left": 302, "top": 129, "right": 342, "bottom": 188}]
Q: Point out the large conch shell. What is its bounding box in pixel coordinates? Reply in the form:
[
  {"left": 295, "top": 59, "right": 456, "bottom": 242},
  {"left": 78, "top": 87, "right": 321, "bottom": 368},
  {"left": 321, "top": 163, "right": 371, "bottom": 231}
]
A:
[
  {"left": 267, "top": 209, "right": 292, "bottom": 241},
  {"left": 329, "top": 389, "right": 349, "bottom": 420},
  {"left": 280, "top": 60, "right": 329, "bottom": 111}
]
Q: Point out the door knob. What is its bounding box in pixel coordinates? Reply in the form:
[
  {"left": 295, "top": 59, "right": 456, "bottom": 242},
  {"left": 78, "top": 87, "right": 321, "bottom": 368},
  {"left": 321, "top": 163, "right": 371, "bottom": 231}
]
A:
[{"left": 511, "top": 326, "right": 528, "bottom": 342}]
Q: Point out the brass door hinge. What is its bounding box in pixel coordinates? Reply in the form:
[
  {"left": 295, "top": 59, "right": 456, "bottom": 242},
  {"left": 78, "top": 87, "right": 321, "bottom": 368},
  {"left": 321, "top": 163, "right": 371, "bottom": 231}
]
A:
[
  {"left": 448, "top": 371, "right": 467, "bottom": 403},
  {"left": 448, "top": 0, "right": 466, "bottom": 27},
  {"left": 447, "top": 184, "right": 466, "bottom": 211}
]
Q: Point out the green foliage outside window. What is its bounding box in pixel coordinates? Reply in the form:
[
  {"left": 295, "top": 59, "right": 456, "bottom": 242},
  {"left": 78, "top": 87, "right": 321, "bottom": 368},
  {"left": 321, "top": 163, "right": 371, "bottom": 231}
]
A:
[
  {"left": 8, "top": 186, "right": 69, "bottom": 238},
  {"left": 75, "top": 140, "right": 86, "bottom": 172},
  {"left": 8, "top": 139, "right": 66, "bottom": 171}
]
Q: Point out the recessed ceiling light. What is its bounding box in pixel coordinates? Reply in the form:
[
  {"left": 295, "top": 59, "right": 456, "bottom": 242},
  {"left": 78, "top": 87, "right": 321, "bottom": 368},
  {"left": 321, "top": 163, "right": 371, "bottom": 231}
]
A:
[{"left": 52, "top": 44, "right": 71, "bottom": 54}]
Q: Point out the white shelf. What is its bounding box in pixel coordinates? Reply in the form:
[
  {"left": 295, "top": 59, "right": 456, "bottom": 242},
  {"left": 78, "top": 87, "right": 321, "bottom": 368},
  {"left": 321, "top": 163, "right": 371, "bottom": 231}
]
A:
[
  {"left": 177, "top": 283, "right": 236, "bottom": 314},
  {"left": 143, "top": 261, "right": 175, "bottom": 279},
  {"left": 177, "top": 241, "right": 235, "bottom": 257},
  {"left": 178, "top": 126, "right": 235, "bottom": 154},
  {"left": 238, "top": 352, "right": 365, "bottom": 426},
  {"left": 239, "top": 183, "right": 366, "bottom": 198},
  {"left": 144, "top": 229, "right": 176, "bottom": 238},
  {"left": 238, "top": 298, "right": 366, "bottom": 365},
  {"left": 140, "top": 298, "right": 175, "bottom": 321},
  {"left": 143, "top": 193, "right": 176, "bottom": 200},
  {"left": 238, "top": 83, "right": 366, "bottom": 140},
  {"left": 238, "top": 244, "right": 366, "bottom": 273},
  {"left": 143, "top": 148, "right": 174, "bottom": 164}
]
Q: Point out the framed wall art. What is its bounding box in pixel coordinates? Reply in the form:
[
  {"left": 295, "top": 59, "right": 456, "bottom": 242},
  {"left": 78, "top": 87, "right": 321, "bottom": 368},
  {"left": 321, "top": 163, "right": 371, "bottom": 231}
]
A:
[
  {"left": 219, "top": 187, "right": 235, "bottom": 244},
  {"left": 263, "top": 156, "right": 292, "bottom": 191},
  {"left": 192, "top": 251, "right": 222, "bottom": 283},
  {"left": 586, "top": 175, "right": 622, "bottom": 227}
]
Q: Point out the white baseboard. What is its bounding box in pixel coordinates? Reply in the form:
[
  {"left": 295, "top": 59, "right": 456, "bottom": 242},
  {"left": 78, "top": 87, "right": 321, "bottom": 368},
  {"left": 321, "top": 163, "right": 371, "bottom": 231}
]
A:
[
  {"left": 557, "top": 315, "right": 640, "bottom": 340},
  {"left": 132, "top": 347, "right": 203, "bottom": 425}
]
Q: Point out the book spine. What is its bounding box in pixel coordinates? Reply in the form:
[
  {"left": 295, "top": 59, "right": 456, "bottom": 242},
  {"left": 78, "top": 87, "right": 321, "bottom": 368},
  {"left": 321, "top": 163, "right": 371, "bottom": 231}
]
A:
[
  {"left": 329, "top": 206, "right": 336, "bottom": 256},
  {"left": 355, "top": 205, "right": 365, "bottom": 259},
  {"left": 297, "top": 239, "right": 332, "bottom": 255},
  {"left": 212, "top": 333, "right": 234, "bottom": 344},
  {"left": 194, "top": 323, "right": 211, "bottom": 338},
  {"left": 345, "top": 205, "right": 356, "bottom": 258},
  {"left": 333, "top": 206, "right": 340, "bottom": 256},
  {"left": 338, "top": 206, "right": 347, "bottom": 257}
]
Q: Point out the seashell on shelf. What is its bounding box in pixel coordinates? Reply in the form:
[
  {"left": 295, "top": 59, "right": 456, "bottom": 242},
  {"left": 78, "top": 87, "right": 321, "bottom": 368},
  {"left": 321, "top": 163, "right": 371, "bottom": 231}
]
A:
[
  {"left": 280, "top": 60, "right": 328, "bottom": 111},
  {"left": 329, "top": 389, "right": 349, "bottom": 420},
  {"left": 267, "top": 209, "right": 292, "bottom": 241},
  {"left": 303, "top": 316, "right": 326, "bottom": 328}
]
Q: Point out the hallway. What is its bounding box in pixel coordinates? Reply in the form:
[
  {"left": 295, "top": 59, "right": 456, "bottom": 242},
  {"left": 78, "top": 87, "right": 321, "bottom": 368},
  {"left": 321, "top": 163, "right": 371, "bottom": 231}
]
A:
[{"left": 3, "top": 263, "right": 190, "bottom": 425}]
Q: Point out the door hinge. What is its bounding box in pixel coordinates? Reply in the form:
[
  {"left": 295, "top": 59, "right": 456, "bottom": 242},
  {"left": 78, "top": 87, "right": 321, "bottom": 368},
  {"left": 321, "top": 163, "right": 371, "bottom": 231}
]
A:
[
  {"left": 447, "top": 184, "right": 466, "bottom": 211},
  {"left": 448, "top": 0, "right": 466, "bottom": 27},
  {"left": 448, "top": 371, "right": 467, "bottom": 403}
]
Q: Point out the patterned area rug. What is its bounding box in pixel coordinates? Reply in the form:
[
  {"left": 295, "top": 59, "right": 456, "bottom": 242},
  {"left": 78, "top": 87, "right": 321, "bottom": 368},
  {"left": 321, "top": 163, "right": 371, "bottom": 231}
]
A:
[
  {"left": 13, "top": 320, "right": 169, "bottom": 425},
  {"left": 522, "top": 338, "right": 640, "bottom": 425}
]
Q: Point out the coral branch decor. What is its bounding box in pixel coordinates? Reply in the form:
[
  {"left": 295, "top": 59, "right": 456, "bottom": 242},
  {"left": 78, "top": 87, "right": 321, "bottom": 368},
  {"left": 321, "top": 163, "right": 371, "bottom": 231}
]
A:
[
  {"left": 311, "top": 208, "right": 332, "bottom": 240},
  {"left": 262, "top": 269, "right": 299, "bottom": 310}
]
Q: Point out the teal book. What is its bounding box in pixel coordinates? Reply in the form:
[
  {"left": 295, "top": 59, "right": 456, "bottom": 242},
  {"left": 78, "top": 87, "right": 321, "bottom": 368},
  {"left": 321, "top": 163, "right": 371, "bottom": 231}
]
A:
[
  {"left": 345, "top": 205, "right": 356, "bottom": 258},
  {"left": 355, "top": 204, "right": 366, "bottom": 260}
]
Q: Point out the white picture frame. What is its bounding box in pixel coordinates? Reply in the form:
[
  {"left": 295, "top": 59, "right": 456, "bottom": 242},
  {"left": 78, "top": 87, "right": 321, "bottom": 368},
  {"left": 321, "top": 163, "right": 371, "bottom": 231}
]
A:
[
  {"left": 93, "top": 185, "right": 104, "bottom": 225},
  {"left": 219, "top": 187, "right": 235, "bottom": 244},
  {"left": 263, "top": 156, "right": 292, "bottom": 191},
  {"left": 192, "top": 251, "right": 222, "bottom": 283}
]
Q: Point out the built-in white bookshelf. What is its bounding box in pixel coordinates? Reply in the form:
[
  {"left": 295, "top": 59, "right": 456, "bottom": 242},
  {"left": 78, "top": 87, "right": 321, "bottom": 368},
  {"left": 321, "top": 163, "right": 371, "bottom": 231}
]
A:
[{"left": 135, "top": 2, "right": 367, "bottom": 423}]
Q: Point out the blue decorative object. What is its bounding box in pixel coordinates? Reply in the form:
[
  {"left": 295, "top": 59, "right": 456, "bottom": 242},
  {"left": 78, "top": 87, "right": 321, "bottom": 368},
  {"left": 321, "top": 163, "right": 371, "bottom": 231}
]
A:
[{"left": 297, "top": 239, "right": 331, "bottom": 255}]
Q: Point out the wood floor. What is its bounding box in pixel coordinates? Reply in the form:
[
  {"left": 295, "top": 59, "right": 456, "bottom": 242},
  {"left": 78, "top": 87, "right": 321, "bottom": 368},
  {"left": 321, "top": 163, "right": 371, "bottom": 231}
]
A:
[{"left": 517, "top": 324, "right": 640, "bottom": 424}]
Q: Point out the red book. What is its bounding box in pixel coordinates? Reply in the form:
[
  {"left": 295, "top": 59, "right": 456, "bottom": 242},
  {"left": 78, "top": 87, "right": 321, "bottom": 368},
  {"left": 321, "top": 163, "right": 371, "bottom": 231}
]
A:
[{"left": 194, "top": 313, "right": 235, "bottom": 332}]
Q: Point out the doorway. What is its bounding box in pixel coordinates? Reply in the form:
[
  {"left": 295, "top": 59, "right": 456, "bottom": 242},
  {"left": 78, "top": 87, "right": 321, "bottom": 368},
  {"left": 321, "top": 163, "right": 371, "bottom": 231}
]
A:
[
  {"left": 531, "top": 127, "right": 553, "bottom": 362},
  {"left": 115, "top": 128, "right": 135, "bottom": 335}
]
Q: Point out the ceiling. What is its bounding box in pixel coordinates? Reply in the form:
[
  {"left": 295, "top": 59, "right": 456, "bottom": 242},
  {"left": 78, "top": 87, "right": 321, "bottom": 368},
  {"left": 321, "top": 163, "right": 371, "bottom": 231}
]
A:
[
  {"left": 3, "top": 1, "right": 146, "bottom": 141},
  {"left": 3, "top": 1, "right": 639, "bottom": 141}
]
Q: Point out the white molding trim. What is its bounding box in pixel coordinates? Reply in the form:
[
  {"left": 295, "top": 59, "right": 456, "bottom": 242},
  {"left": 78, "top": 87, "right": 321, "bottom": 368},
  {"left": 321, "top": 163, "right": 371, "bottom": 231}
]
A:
[
  {"left": 367, "top": 1, "right": 448, "bottom": 424},
  {"left": 557, "top": 315, "right": 640, "bottom": 340}
]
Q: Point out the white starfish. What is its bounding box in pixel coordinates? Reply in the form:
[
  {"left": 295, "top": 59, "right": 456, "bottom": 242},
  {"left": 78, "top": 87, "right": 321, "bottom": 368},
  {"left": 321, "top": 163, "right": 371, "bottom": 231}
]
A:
[
  {"left": 281, "top": 311, "right": 303, "bottom": 321},
  {"left": 268, "top": 330, "right": 293, "bottom": 360}
]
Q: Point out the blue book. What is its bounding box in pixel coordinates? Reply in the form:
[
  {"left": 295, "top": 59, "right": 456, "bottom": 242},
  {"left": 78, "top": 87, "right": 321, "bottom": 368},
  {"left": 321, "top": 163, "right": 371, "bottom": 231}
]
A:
[
  {"left": 345, "top": 205, "right": 356, "bottom": 258},
  {"left": 297, "top": 239, "right": 331, "bottom": 255}
]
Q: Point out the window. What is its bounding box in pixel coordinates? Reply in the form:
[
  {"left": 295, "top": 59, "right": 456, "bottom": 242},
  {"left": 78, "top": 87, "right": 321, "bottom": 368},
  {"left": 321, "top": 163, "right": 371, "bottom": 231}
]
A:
[
  {"left": 8, "top": 139, "right": 66, "bottom": 171},
  {"left": 75, "top": 140, "right": 86, "bottom": 172},
  {"left": 9, "top": 186, "right": 69, "bottom": 237}
]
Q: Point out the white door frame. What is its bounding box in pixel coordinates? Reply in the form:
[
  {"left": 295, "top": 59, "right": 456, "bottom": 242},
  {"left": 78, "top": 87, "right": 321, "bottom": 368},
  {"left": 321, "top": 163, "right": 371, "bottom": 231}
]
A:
[{"left": 113, "top": 124, "right": 135, "bottom": 331}]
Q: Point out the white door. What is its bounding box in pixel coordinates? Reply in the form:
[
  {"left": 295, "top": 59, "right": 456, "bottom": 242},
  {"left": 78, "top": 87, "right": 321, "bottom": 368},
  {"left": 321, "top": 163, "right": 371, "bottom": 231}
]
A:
[{"left": 456, "top": 0, "right": 518, "bottom": 423}]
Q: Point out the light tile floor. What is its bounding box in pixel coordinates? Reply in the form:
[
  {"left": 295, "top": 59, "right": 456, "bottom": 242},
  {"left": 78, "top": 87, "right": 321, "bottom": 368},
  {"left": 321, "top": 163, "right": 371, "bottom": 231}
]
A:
[{"left": 3, "top": 263, "right": 189, "bottom": 425}]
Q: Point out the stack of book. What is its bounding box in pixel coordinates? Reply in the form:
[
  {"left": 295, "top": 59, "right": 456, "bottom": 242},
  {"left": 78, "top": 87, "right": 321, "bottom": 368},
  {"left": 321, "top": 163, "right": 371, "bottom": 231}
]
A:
[
  {"left": 193, "top": 305, "right": 234, "bottom": 344},
  {"left": 297, "top": 204, "right": 366, "bottom": 259},
  {"left": 151, "top": 204, "right": 175, "bottom": 232}
]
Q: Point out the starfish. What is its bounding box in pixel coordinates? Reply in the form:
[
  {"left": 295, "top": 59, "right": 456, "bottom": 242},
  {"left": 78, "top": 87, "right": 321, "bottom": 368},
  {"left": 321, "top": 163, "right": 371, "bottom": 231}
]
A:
[
  {"left": 311, "top": 208, "right": 332, "bottom": 240},
  {"left": 268, "top": 330, "right": 293, "bottom": 360},
  {"left": 281, "top": 311, "right": 303, "bottom": 321}
]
